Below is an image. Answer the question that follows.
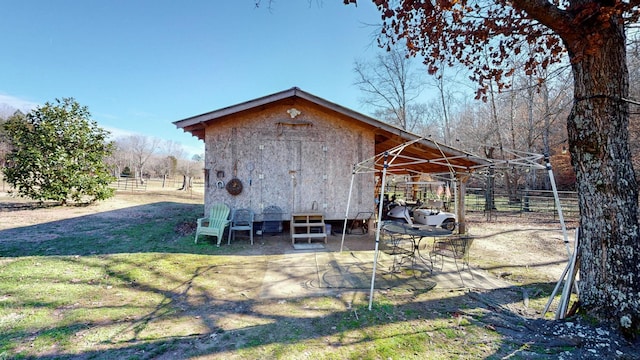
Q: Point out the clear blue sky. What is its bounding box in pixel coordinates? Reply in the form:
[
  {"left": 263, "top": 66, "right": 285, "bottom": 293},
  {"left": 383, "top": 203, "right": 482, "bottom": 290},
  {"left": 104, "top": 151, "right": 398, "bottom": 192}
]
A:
[{"left": 1, "top": 1, "right": 383, "bottom": 157}]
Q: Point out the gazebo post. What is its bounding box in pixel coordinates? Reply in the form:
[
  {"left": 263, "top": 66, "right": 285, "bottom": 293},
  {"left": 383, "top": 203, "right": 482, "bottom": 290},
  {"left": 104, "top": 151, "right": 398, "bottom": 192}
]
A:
[{"left": 369, "top": 152, "right": 389, "bottom": 311}]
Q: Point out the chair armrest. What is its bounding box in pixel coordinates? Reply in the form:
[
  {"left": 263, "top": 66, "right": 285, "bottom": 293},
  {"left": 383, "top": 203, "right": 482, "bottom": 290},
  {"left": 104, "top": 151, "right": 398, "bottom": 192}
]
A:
[{"left": 197, "top": 217, "right": 209, "bottom": 226}]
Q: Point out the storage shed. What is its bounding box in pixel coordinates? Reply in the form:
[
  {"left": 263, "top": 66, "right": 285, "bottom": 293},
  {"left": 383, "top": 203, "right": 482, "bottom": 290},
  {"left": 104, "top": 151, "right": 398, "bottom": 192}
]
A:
[{"left": 173, "top": 87, "right": 487, "bottom": 230}]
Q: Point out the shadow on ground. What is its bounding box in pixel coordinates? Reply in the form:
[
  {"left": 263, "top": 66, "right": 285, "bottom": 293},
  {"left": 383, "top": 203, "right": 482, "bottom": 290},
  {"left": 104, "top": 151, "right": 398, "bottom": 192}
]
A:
[
  {"left": 0, "top": 202, "right": 205, "bottom": 256},
  {"left": 1, "top": 201, "right": 638, "bottom": 359}
]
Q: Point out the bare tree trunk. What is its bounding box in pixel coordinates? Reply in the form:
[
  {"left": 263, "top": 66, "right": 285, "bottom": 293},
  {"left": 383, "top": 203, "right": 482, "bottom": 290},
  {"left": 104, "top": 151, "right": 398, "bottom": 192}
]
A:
[
  {"left": 436, "top": 66, "right": 451, "bottom": 144},
  {"left": 523, "top": 75, "right": 536, "bottom": 212},
  {"left": 487, "top": 79, "right": 510, "bottom": 206},
  {"left": 484, "top": 147, "right": 496, "bottom": 212},
  {"left": 567, "top": 19, "right": 640, "bottom": 336},
  {"left": 179, "top": 175, "right": 192, "bottom": 191},
  {"left": 137, "top": 167, "right": 145, "bottom": 185},
  {"left": 506, "top": 87, "right": 519, "bottom": 203},
  {"left": 541, "top": 79, "right": 552, "bottom": 190}
]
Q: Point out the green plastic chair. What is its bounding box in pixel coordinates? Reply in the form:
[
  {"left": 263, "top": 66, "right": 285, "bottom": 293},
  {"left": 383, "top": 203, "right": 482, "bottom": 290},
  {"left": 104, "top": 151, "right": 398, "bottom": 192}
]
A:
[
  {"left": 195, "top": 203, "right": 231, "bottom": 246},
  {"left": 227, "top": 208, "right": 255, "bottom": 245}
]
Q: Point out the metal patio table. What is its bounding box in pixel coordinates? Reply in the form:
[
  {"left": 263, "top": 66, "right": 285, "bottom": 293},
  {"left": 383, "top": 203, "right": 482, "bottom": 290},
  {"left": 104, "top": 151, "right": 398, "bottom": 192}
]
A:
[{"left": 381, "top": 221, "right": 452, "bottom": 274}]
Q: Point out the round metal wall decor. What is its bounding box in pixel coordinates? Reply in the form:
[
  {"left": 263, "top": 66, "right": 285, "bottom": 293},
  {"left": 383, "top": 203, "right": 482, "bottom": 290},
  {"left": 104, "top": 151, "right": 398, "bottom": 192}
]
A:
[{"left": 226, "top": 178, "right": 243, "bottom": 195}]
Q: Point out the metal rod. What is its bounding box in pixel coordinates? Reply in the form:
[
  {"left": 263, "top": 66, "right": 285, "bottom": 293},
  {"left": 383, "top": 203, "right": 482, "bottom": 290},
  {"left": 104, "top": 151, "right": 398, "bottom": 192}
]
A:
[
  {"left": 369, "top": 152, "right": 389, "bottom": 311},
  {"left": 558, "top": 236, "right": 580, "bottom": 319},
  {"left": 543, "top": 257, "right": 571, "bottom": 316},
  {"left": 340, "top": 168, "right": 356, "bottom": 252},
  {"left": 546, "top": 155, "right": 571, "bottom": 257}
]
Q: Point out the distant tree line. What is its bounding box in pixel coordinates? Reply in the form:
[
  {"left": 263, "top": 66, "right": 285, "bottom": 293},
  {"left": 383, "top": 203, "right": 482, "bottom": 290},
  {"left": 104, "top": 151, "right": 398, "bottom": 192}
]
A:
[{"left": 108, "top": 134, "right": 203, "bottom": 191}]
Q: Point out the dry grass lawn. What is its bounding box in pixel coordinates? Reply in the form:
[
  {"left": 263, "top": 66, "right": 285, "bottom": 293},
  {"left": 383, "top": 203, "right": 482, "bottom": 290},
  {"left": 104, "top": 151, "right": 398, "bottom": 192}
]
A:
[{"left": 1, "top": 187, "right": 638, "bottom": 359}]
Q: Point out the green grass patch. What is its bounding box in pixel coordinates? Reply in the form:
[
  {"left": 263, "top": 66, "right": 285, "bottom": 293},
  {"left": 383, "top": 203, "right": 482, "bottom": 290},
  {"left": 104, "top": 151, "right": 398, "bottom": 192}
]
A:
[{"left": 0, "top": 192, "right": 574, "bottom": 359}]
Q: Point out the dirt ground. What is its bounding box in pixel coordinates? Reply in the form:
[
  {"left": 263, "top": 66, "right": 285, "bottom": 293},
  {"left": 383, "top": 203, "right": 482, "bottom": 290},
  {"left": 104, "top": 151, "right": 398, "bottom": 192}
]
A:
[
  {"left": 1, "top": 191, "right": 638, "bottom": 359},
  {"left": 467, "top": 214, "right": 577, "bottom": 282}
]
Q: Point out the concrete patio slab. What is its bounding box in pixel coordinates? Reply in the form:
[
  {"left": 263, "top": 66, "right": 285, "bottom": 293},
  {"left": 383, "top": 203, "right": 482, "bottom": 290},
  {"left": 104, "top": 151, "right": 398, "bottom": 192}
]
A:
[{"left": 252, "top": 233, "right": 512, "bottom": 299}]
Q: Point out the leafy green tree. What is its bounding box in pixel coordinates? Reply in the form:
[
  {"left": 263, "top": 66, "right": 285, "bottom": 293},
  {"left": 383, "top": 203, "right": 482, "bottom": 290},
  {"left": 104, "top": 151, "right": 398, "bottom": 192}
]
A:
[
  {"left": 3, "top": 98, "right": 115, "bottom": 204},
  {"left": 121, "top": 166, "right": 132, "bottom": 177},
  {"left": 1, "top": 111, "right": 26, "bottom": 168}
]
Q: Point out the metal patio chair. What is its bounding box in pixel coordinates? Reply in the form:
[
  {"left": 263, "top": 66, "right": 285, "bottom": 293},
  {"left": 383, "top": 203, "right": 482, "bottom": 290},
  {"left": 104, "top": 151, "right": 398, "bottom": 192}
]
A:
[
  {"left": 430, "top": 235, "right": 475, "bottom": 283},
  {"left": 348, "top": 211, "right": 374, "bottom": 234}
]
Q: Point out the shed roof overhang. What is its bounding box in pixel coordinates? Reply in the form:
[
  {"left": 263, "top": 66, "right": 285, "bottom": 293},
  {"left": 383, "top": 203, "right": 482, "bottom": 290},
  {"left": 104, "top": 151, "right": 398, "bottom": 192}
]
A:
[
  {"left": 369, "top": 132, "right": 490, "bottom": 176},
  {"left": 173, "top": 87, "right": 491, "bottom": 175}
]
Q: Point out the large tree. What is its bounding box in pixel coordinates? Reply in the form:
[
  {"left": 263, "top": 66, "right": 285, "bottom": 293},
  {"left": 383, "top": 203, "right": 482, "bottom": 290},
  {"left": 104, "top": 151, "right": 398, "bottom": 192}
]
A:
[
  {"left": 3, "top": 98, "right": 115, "bottom": 204},
  {"left": 353, "top": 47, "right": 429, "bottom": 131},
  {"left": 116, "top": 135, "right": 161, "bottom": 184},
  {"left": 347, "top": 0, "right": 640, "bottom": 336}
]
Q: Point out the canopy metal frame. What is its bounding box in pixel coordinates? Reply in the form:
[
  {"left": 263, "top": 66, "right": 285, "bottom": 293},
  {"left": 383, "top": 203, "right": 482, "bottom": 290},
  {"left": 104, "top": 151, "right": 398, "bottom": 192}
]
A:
[{"left": 338, "top": 137, "right": 570, "bottom": 311}]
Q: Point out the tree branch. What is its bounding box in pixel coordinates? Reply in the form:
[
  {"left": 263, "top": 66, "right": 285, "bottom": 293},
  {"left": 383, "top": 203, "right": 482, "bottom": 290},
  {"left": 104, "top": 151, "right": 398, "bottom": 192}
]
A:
[{"left": 510, "top": 0, "right": 571, "bottom": 36}]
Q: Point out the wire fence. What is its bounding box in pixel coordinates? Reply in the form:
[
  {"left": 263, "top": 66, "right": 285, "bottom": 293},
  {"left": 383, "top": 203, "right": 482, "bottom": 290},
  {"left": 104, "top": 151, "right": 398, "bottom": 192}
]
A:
[
  {"left": 110, "top": 176, "right": 205, "bottom": 193},
  {"left": 465, "top": 188, "right": 579, "bottom": 221},
  {"left": 0, "top": 175, "right": 205, "bottom": 195},
  {"left": 0, "top": 173, "right": 576, "bottom": 220}
]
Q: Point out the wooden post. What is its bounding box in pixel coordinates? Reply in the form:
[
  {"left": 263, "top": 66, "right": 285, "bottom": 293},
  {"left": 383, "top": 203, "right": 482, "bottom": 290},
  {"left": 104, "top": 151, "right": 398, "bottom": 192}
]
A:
[
  {"left": 456, "top": 173, "right": 471, "bottom": 234},
  {"left": 411, "top": 174, "right": 421, "bottom": 201}
]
